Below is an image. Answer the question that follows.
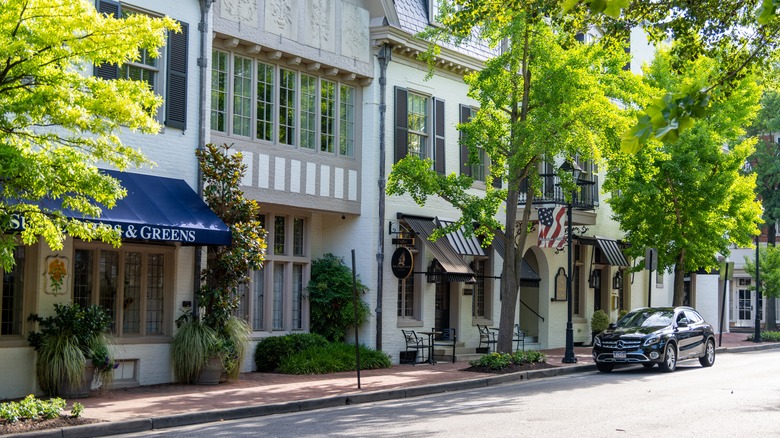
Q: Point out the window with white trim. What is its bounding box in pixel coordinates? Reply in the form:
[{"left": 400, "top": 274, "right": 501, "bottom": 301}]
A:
[
  {"left": 210, "top": 50, "right": 356, "bottom": 157},
  {"left": 211, "top": 50, "right": 228, "bottom": 131},
  {"left": 94, "top": 1, "right": 188, "bottom": 130}
]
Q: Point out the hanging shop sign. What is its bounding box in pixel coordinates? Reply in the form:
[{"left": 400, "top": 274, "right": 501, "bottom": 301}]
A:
[{"left": 391, "top": 247, "right": 414, "bottom": 279}]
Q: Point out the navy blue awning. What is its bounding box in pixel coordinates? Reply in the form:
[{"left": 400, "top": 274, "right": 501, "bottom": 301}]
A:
[{"left": 10, "top": 170, "right": 231, "bottom": 246}]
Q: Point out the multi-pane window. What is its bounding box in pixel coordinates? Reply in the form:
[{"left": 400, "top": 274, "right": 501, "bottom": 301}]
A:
[
  {"left": 293, "top": 218, "right": 305, "bottom": 256},
  {"left": 472, "top": 259, "right": 486, "bottom": 318},
  {"left": 211, "top": 50, "right": 228, "bottom": 131},
  {"left": 210, "top": 54, "right": 356, "bottom": 156},
  {"left": 321, "top": 80, "right": 336, "bottom": 153},
  {"left": 1, "top": 248, "right": 24, "bottom": 336},
  {"left": 256, "top": 62, "right": 275, "bottom": 141},
  {"left": 339, "top": 85, "right": 355, "bottom": 157},
  {"left": 274, "top": 216, "right": 286, "bottom": 255},
  {"left": 292, "top": 264, "right": 303, "bottom": 330},
  {"left": 397, "top": 275, "right": 414, "bottom": 318},
  {"left": 121, "top": 47, "right": 157, "bottom": 90},
  {"left": 251, "top": 268, "right": 265, "bottom": 330},
  {"left": 300, "top": 75, "right": 317, "bottom": 149},
  {"left": 408, "top": 92, "right": 429, "bottom": 159},
  {"left": 279, "top": 69, "right": 297, "bottom": 145},
  {"left": 472, "top": 148, "right": 487, "bottom": 182},
  {"left": 241, "top": 214, "right": 310, "bottom": 332},
  {"left": 233, "top": 55, "right": 253, "bottom": 137},
  {"left": 273, "top": 263, "right": 284, "bottom": 330},
  {"left": 73, "top": 245, "right": 169, "bottom": 337}
]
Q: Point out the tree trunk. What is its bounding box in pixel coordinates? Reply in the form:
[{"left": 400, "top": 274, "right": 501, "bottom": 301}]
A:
[
  {"left": 673, "top": 250, "right": 686, "bottom": 307},
  {"left": 496, "top": 184, "right": 524, "bottom": 353}
]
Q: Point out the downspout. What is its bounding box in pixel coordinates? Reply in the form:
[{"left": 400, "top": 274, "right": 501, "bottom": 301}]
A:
[
  {"left": 193, "top": 0, "right": 215, "bottom": 318},
  {"left": 376, "top": 43, "right": 391, "bottom": 351}
]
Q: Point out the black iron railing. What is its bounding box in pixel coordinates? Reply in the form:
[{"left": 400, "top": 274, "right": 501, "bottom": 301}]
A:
[{"left": 518, "top": 173, "right": 598, "bottom": 210}]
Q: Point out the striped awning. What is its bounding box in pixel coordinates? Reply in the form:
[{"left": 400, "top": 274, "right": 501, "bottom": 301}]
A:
[
  {"left": 436, "top": 217, "right": 486, "bottom": 257},
  {"left": 578, "top": 236, "right": 630, "bottom": 267},
  {"left": 403, "top": 216, "right": 475, "bottom": 283}
]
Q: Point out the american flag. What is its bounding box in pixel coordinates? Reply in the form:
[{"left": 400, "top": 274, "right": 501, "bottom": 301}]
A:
[{"left": 538, "top": 206, "right": 567, "bottom": 249}]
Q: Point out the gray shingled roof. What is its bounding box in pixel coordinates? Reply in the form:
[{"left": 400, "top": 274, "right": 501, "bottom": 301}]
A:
[{"left": 394, "top": 0, "right": 497, "bottom": 61}]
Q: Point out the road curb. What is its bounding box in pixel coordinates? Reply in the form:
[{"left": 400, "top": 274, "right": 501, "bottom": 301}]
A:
[{"left": 12, "top": 343, "right": 779, "bottom": 437}]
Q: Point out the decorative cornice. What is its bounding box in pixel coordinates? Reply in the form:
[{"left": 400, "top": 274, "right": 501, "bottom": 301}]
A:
[
  {"left": 370, "top": 25, "right": 487, "bottom": 75},
  {"left": 212, "top": 33, "right": 373, "bottom": 86}
]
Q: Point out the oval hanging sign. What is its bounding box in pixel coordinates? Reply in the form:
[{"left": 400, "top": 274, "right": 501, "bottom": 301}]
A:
[{"left": 391, "top": 247, "right": 414, "bottom": 279}]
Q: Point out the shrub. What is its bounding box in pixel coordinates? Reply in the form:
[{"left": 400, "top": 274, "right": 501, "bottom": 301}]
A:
[
  {"left": 748, "top": 331, "right": 780, "bottom": 342},
  {"left": 590, "top": 309, "right": 610, "bottom": 333},
  {"left": 307, "top": 253, "right": 371, "bottom": 342},
  {"left": 0, "top": 395, "right": 66, "bottom": 423},
  {"left": 254, "top": 333, "right": 329, "bottom": 372},
  {"left": 277, "top": 343, "right": 391, "bottom": 374},
  {"left": 469, "top": 352, "right": 513, "bottom": 370}
]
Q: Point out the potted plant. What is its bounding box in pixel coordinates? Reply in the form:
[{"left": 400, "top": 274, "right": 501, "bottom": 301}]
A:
[
  {"left": 590, "top": 309, "right": 610, "bottom": 345},
  {"left": 171, "top": 144, "right": 265, "bottom": 384},
  {"left": 27, "top": 302, "right": 115, "bottom": 397}
]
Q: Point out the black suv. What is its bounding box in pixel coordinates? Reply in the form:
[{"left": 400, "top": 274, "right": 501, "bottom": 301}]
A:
[{"left": 592, "top": 306, "right": 716, "bottom": 373}]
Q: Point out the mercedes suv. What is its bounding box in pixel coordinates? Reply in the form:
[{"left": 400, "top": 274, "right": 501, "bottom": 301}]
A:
[{"left": 592, "top": 306, "right": 716, "bottom": 373}]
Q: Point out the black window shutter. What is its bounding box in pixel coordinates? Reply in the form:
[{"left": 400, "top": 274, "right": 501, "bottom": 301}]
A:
[
  {"left": 459, "top": 104, "right": 472, "bottom": 177},
  {"left": 165, "top": 21, "right": 189, "bottom": 130},
  {"left": 394, "top": 87, "right": 408, "bottom": 163},
  {"left": 93, "top": 0, "right": 120, "bottom": 80},
  {"left": 433, "top": 98, "right": 445, "bottom": 174}
]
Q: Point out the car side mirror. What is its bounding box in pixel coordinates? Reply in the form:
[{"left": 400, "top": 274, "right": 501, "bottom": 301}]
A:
[
  {"left": 608, "top": 323, "right": 617, "bottom": 329},
  {"left": 677, "top": 320, "right": 688, "bottom": 328}
]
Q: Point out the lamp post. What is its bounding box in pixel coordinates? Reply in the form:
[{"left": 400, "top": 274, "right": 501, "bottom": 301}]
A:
[
  {"left": 754, "top": 234, "right": 761, "bottom": 343},
  {"left": 560, "top": 161, "right": 584, "bottom": 364}
]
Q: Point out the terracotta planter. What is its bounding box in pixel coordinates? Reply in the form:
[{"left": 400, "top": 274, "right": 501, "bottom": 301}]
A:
[
  {"left": 196, "top": 356, "right": 223, "bottom": 385},
  {"left": 57, "top": 363, "right": 95, "bottom": 398}
]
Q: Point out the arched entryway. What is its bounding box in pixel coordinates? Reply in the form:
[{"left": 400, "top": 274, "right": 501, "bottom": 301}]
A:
[{"left": 518, "top": 249, "right": 542, "bottom": 341}]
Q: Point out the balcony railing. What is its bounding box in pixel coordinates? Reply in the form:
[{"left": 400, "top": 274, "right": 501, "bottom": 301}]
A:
[{"left": 518, "top": 173, "right": 598, "bottom": 210}]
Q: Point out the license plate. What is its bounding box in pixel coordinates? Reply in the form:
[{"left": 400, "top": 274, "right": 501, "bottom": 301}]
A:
[{"left": 613, "top": 351, "right": 626, "bottom": 360}]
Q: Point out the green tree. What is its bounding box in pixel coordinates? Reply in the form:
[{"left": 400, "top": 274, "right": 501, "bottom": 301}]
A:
[
  {"left": 746, "top": 89, "right": 780, "bottom": 329},
  {"left": 387, "top": 0, "right": 639, "bottom": 353},
  {"left": 307, "top": 253, "right": 371, "bottom": 342},
  {"left": 604, "top": 49, "right": 764, "bottom": 305},
  {"left": 196, "top": 143, "right": 267, "bottom": 330},
  {"left": 744, "top": 245, "right": 780, "bottom": 309},
  {"left": 0, "top": 0, "right": 178, "bottom": 270},
  {"left": 565, "top": 0, "right": 780, "bottom": 150}
]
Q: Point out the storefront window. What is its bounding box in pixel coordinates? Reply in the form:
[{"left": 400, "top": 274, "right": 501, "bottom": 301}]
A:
[
  {"left": 1, "top": 248, "right": 24, "bottom": 336},
  {"left": 74, "top": 244, "right": 171, "bottom": 337}
]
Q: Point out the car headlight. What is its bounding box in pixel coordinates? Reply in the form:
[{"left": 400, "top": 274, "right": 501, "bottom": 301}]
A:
[
  {"left": 643, "top": 336, "right": 660, "bottom": 347},
  {"left": 594, "top": 337, "right": 601, "bottom": 347}
]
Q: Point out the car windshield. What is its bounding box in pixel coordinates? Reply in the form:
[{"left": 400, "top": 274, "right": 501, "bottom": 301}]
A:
[{"left": 616, "top": 309, "right": 674, "bottom": 328}]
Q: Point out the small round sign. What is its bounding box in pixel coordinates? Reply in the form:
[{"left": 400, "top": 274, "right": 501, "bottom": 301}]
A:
[{"left": 391, "top": 247, "right": 414, "bottom": 279}]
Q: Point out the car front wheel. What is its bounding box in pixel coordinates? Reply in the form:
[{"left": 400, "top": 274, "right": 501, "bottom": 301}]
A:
[
  {"left": 659, "top": 343, "right": 677, "bottom": 372},
  {"left": 596, "top": 362, "right": 614, "bottom": 373},
  {"left": 699, "top": 339, "right": 716, "bottom": 367}
]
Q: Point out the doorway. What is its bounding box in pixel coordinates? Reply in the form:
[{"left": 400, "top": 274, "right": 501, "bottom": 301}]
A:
[
  {"left": 435, "top": 281, "right": 451, "bottom": 329},
  {"left": 737, "top": 287, "right": 762, "bottom": 327}
]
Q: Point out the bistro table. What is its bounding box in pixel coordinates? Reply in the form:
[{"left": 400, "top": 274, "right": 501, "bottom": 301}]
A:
[{"left": 417, "top": 331, "right": 442, "bottom": 364}]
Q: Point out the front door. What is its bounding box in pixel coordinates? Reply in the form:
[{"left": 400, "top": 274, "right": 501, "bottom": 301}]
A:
[
  {"left": 435, "top": 281, "right": 450, "bottom": 330},
  {"left": 737, "top": 288, "right": 763, "bottom": 326}
]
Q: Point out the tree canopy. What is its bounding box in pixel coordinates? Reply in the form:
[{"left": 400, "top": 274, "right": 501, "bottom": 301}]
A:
[
  {"left": 603, "top": 49, "right": 764, "bottom": 305},
  {"left": 0, "top": 0, "right": 178, "bottom": 270},
  {"left": 566, "top": 0, "right": 780, "bottom": 150},
  {"left": 388, "top": 0, "right": 638, "bottom": 352}
]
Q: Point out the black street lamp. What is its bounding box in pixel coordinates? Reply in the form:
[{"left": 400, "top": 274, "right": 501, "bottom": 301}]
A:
[
  {"left": 754, "top": 234, "right": 761, "bottom": 343},
  {"left": 560, "top": 161, "right": 584, "bottom": 364}
]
